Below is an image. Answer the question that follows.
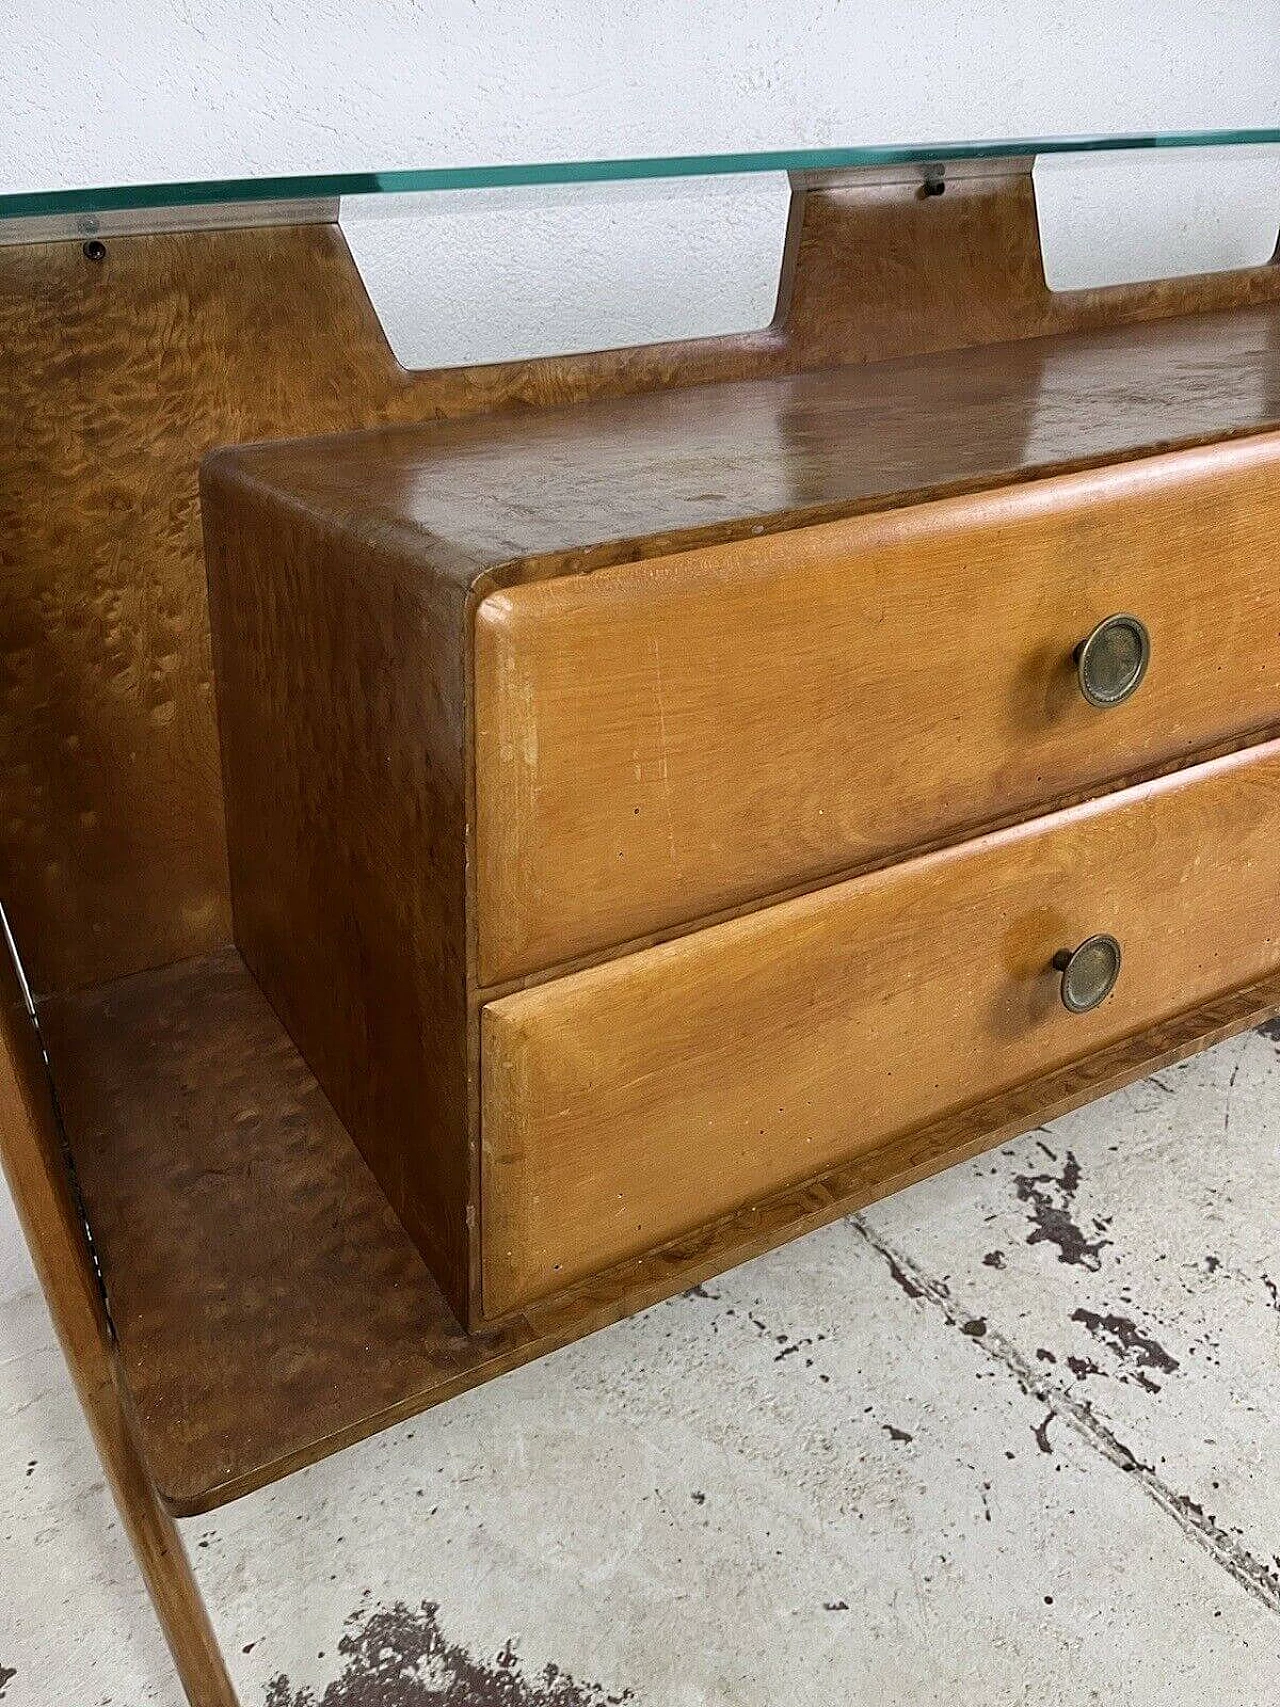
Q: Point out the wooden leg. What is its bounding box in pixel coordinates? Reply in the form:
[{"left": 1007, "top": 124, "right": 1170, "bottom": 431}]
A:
[
  {"left": 0, "top": 934, "right": 240, "bottom": 1707},
  {"left": 64, "top": 1364, "right": 241, "bottom": 1707},
  {"left": 73, "top": 1364, "right": 241, "bottom": 1706}
]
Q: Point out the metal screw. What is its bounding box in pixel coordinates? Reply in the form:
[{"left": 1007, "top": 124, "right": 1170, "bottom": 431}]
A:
[{"left": 82, "top": 239, "right": 107, "bottom": 262}]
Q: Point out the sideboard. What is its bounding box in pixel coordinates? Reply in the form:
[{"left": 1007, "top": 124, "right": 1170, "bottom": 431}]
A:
[{"left": 4, "top": 133, "right": 1280, "bottom": 1703}]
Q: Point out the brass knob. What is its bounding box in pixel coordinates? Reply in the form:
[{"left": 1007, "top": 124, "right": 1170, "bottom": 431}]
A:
[
  {"left": 1052, "top": 934, "right": 1122, "bottom": 1014},
  {"left": 1075, "top": 614, "right": 1150, "bottom": 708}
]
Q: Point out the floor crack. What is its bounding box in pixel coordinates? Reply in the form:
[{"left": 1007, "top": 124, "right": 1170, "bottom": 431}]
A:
[{"left": 850, "top": 1213, "right": 1280, "bottom": 1615}]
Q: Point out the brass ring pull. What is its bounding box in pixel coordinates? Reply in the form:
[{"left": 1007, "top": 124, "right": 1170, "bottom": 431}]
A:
[
  {"left": 1075, "top": 614, "right": 1150, "bottom": 708},
  {"left": 1052, "top": 934, "right": 1122, "bottom": 1014}
]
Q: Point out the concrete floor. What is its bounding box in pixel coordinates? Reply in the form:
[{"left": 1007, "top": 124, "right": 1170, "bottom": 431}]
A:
[{"left": 3, "top": 1027, "right": 1280, "bottom": 1706}]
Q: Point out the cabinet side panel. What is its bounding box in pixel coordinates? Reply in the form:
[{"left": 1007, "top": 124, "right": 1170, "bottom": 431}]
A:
[{"left": 202, "top": 462, "right": 473, "bottom": 1321}]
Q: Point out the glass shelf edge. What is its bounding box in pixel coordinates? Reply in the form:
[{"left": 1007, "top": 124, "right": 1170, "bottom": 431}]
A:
[{"left": 4, "top": 131, "right": 1280, "bottom": 223}]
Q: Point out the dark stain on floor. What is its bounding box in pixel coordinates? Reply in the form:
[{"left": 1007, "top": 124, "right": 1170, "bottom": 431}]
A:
[
  {"left": 1013, "top": 1150, "right": 1112, "bottom": 1270},
  {"left": 879, "top": 1248, "right": 924, "bottom": 1299},
  {"left": 0, "top": 1665, "right": 15, "bottom": 1699},
  {"left": 853, "top": 1216, "right": 1280, "bottom": 1613},
  {"left": 1255, "top": 1016, "right": 1280, "bottom": 1045},
  {"left": 741, "top": 1307, "right": 826, "bottom": 1371},
  {"left": 1066, "top": 1354, "right": 1105, "bottom": 1382},
  {"left": 1070, "top": 1308, "right": 1179, "bottom": 1392},
  {"left": 264, "top": 1602, "right": 633, "bottom": 1707}
]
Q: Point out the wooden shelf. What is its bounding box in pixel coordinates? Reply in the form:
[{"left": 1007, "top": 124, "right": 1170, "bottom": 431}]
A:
[
  {"left": 38, "top": 951, "right": 533, "bottom": 1516},
  {"left": 37, "top": 944, "right": 1280, "bottom": 1517}
]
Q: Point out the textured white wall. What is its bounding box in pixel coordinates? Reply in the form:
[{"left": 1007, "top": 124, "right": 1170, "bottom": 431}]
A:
[
  {"left": 5, "top": 2, "right": 1280, "bottom": 365},
  {"left": 1, "top": 2, "right": 1279, "bottom": 1292}
]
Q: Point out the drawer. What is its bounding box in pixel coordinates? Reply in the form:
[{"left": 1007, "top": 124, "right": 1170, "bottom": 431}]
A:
[
  {"left": 475, "top": 435, "right": 1280, "bottom": 985},
  {"left": 482, "top": 737, "right": 1280, "bottom": 1316}
]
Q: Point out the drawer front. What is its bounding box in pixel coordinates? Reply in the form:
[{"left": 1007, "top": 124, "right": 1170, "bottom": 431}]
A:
[
  {"left": 482, "top": 739, "right": 1280, "bottom": 1315},
  {"left": 475, "top": 434, "right": 1280, "bottom": 985}
]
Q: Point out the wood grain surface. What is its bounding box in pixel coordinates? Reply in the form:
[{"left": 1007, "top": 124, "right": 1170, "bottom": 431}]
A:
[
  {"left": 5, "top": 164, "right": 1280, "bottom": 997},
  {"left": 482, "top": 739, "right": 1280, "bottom": 1315},
  {"left": 785, "top": 169, "right": 1280, "bottom": 369},
  {"left": 0, "top": 220, "right": 782, "bottom": 998},
  {"left": 34, "top": 941, "right": 1280, "bottom": 1513},
  {"left": 224, "top": 306, "right": 1280, "bottom": 590},
  {"left": 475, "top": 433, "right": 1280, "bottom": 982},
  {"left": 201, "top": 308, "right": 1280, "bottom": 1315},
  {"left": 8, "top": 159, "right": 1280, "bottom": 1695},
  {"left": 202, "top": 465, "right": 475, "bottom": 1319},
  {"left": 36, "top": 948, "right": 530, "bottom": 1515}
]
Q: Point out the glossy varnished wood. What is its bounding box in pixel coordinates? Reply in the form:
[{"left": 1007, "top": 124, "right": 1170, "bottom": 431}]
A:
[
  {"left": 201, "top": 471, "right": 474, "bottom": 1316},
  {"left": 785, "top": 168, "right": 1280, "bottom": 369},
  {"left": 483, "top": 740, "right": 1280, "bottom": 1314},
  {"left": 208, "top": 327, "right": 1280, "bottom": 1312},
  {"left": 0, "top": 220, "right": 778, "bottom": 999},
  {"left": 35, "top": 941, "right": 1280, "bottom": 1513},
  {"left": 216, "top": 305, "right": 1280, "bottom": 592},
  {"left": 0, "top": 940, "right": 240, "bottom": 1705},
  {"left": 9, "top": 164, "right": 1280, "bottom": 1707},
  {"left": 476, "top": 433, "right": 1280, "bottom": 981},
  {"left": 4, "top": 164, "right": 1280, "bottom": 996}
]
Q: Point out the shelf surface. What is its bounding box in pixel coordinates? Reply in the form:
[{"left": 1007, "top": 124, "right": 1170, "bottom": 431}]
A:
[
  {"left": 37, "top": 945, "right": 1280, "bottom": 1516},
  {"left": 38, "top": 950, "right": 533, "bottom": 1514},
  {"left": 5, "top": 129, "right": 1280, "bottom": 222},
  {"left": 215, "top": 303, "right": 1280, "bottom": 580}
]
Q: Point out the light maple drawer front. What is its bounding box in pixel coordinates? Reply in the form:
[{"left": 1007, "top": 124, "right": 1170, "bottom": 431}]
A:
[
  {"left": 482, "top": 738, "right": 1280, "bottom": 1315},
  {"left": 475, "top": 435, "right": 1280, "bottom": 985}
]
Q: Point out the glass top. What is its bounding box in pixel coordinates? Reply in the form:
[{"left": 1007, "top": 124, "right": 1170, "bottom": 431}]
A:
[{"left": 4, "top": 129, "right": 1280, "bottom": 221}]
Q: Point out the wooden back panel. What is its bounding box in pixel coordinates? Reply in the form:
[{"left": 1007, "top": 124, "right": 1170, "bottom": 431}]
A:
[
  {"left": 787, "top": 170, "right": 1280, "bottom": 368},
  {"left": 3, "top": 165, "right": 1279, "bottom": 995}
]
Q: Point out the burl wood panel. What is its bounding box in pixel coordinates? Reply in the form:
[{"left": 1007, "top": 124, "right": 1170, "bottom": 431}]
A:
[
  {"left": 0, "top": 221, "right": 777, "bottom": 1000},
  {"left": 201, "top": 468, "right": 474, "bottom": 1320},
  {"left": 475, "top": 433, "right": 1280, "bottom": 982},
  {"left": 37, "top": 943, "right": 1280, "bottom": 1513},
  {"left": 483, "top": 739, "right": 1280, "bottom": 1315},
  {"left": 5, "top": 164, "right": 1280, "bottom": 997},
  {"left": 36, "top": 948, "right": 530, "bottom": 1516},
  {"left": 785, "top": 169, "right": 1280, "bottom": 369}
]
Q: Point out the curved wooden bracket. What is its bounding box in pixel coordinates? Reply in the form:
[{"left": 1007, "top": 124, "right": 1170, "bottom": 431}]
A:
[{"left": 783, "top": 157, "right": 1280, "bottom": 369}]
